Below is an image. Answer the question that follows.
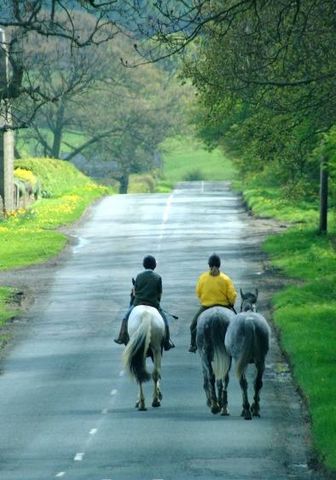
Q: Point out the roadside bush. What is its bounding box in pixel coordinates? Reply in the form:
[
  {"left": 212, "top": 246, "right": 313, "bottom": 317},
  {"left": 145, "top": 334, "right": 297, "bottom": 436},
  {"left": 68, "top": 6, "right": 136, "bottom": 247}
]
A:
[{"left": 183, "top": 168, "right": 204, "bottom": 181}]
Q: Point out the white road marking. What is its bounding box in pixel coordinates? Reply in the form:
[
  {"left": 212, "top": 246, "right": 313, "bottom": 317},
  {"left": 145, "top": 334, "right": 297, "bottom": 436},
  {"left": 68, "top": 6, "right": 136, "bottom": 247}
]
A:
[
  {"left": 74, "top": 452, "right": 85, "bottom": 461},
  {"left": 90, "top": 428, "right": 98, "bottom": 435},
  {"left": 55, "top": 473, "right": 66, "bottom": 478},
  {"left": 110, "top": 388, "right": 118, "bottom": 396},
  {"left": 162, "top": 194, "right": 173, "bottom": 224},
  {"left": 158, "top": 194, "right": 174, "bottom": 252}
]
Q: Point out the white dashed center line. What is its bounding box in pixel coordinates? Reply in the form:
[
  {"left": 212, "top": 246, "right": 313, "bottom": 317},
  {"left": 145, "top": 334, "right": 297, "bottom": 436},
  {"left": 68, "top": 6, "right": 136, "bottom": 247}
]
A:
[{"left": 74, "top": 452, "right": 85, "bottom": 461}]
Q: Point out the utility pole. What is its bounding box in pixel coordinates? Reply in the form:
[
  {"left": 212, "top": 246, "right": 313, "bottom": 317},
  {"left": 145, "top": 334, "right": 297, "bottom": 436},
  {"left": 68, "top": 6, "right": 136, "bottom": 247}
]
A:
[
  {"left": 0, "top": 28, "right": 14, "bottom": 214},
  {"left": 319, "top": 155, "right": 328, "bottom": 235}
]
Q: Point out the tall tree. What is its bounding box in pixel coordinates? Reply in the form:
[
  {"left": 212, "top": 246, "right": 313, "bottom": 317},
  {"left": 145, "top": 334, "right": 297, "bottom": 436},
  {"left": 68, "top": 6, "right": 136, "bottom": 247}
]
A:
[{"left": 18, "top": 32, "right": 187, "bottom": 193}]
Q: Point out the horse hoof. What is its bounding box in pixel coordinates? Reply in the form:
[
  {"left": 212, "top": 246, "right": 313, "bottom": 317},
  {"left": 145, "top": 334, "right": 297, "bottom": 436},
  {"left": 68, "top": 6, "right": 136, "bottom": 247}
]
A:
[
  {"left": 152, "top": 400, "right": 161, "bottom": 408},
  {"left": 251, "top": 404, "right": 260, "bottom": 417},
  {"left": 211, "top": 404, "right": 220, "bottom": 415},
  {"left": 138, "top": 406, "right": 147, "bottom": 411},
  {"left": 220, "top": 409, "right": 230, "bottom": 416},
  {"left": 241, "top": 409, "right": 252, "bottom": 420}
]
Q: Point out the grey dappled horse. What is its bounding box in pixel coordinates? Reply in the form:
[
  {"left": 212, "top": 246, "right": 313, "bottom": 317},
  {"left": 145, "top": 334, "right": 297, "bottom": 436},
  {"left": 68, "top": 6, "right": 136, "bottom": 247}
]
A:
[
  {"left": 123, "top": 305, "right": 165, "bottom": 411},
  {"left": 225, "top": 289, "right": 271, "bottom": 420},
  {"left": 196, "top": 306, "right": 236, "bottom": 415}
]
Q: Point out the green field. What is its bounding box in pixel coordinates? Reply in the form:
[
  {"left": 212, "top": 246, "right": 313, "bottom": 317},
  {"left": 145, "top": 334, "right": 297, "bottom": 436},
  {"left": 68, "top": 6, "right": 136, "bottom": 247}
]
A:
[{"left": 160, "top": 136, "right": 236, "bottom": 184}]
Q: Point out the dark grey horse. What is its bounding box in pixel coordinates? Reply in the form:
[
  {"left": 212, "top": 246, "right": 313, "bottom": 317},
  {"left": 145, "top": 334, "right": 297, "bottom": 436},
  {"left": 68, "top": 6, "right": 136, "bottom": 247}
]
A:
[
  {"left": 225, "top": 289, "right": 270, "bottom": 420},
  {"left": 196, "top": 307, "right": 236, "bottom": 415}
]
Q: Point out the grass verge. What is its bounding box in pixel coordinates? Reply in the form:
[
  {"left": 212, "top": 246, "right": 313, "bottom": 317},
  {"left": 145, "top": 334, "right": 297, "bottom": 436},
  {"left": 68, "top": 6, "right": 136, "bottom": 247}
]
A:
[
  {"left": 240, "top": 181, "right": 336, "bottom": 473},
  {"left": 1, "top": 157, "right": 112, "bottom": 270},
  {"left": 0, "top": 287, "right": 20, "bottom": 347}
]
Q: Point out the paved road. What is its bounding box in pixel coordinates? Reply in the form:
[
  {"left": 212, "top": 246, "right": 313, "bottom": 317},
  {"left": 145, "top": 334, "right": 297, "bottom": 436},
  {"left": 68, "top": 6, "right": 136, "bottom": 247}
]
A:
[{"left": 0, "top": 182, "right": 324, "bottom": 479}]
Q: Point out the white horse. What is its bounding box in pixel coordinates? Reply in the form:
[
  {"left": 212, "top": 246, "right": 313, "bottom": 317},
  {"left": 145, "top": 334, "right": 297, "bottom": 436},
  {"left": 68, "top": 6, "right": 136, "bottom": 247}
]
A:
[
  {"left": 123, "top": 305, "right": 165, "bottom": 411},
  {"left": 196, "top": 307, "right": 235, "bottom": 415},
  {"left": 225, "top": 289, "right": 271, "bottom": 419}
]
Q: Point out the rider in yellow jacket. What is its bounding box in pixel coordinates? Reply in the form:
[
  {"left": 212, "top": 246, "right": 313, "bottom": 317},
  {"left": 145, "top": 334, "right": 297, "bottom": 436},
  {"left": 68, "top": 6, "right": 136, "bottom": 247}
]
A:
[{"left": 189, "top": 253, "right": 237, "bottom": 352}]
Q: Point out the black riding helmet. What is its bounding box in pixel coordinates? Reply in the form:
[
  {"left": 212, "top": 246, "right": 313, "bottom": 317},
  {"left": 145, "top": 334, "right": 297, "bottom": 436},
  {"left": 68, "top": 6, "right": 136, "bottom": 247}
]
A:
[
  {"left": 208, "top": 253, "right": 221, "bottom": 268},
  {"left": 143, "top": 255, "right": 157, "bottom": 270}
]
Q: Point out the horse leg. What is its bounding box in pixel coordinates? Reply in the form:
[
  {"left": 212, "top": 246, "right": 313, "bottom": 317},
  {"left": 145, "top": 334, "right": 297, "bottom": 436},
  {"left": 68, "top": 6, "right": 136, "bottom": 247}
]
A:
[
  {"left": 220, "top": 370, "right": 230, "bottom": 416},
  {"left": 137, "top": 382, "right": 147, "bottom": 411},
  {"left": 152, "top": 349, "right": 162, "bottom": 408},
  {"left": 239, "top": 373, "right": 252, "bottom": 420},
  {"left": 200, "top": 349, "right": 220, "bottom": 414},
  {"left": 251, "top": 362, "right": 264, "bottom": 417},
  {"left": 216, "top": 379, "right": 223, "bottom": 408},
  {"left": 209, "top": 370, "right": 220, "bottom": 414}
]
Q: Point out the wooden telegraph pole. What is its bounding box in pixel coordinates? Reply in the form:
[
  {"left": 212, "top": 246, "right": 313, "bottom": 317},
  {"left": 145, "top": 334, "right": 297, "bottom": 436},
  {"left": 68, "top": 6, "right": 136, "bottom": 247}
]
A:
[
  {"left": 319, "top": 155, "right": 328, "bottom": 235},
  {"left": 0, "top": 28, "right": 15, "bottom": 214}
]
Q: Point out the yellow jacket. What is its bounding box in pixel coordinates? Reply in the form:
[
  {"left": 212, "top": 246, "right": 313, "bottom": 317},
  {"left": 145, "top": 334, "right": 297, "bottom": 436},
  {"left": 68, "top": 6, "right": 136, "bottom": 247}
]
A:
[{"left": 196, "top": 271, "right": 237, "bottom": 307}]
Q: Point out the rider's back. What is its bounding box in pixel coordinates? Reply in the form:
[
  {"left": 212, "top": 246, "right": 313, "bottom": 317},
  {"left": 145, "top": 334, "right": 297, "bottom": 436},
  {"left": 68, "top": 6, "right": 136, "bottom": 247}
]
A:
[{"left": 133, "top": 270, "right": 162, "bottom": 308}]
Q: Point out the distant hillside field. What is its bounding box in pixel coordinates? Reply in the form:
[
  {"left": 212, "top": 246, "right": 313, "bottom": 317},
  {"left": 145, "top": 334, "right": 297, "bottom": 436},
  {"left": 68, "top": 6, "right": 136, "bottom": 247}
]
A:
[{"left": 161, "top": 137, "right": 236, "bottom": 184}]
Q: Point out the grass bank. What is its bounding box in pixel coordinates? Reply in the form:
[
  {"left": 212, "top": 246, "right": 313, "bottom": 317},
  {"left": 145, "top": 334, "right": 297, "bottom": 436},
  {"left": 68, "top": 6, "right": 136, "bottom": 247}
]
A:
[
  {"left": 0, "top": 157, "right": 112, "bottom": 336},
  {"left": 238, "top": 180, "right": 336, "bottom": 473}
]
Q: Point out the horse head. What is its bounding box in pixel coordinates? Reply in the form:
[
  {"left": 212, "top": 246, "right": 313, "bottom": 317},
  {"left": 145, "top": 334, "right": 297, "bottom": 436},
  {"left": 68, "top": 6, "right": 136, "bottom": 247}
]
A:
[{"left": 240, "top": 288, "right": 258, "bottom": 312}]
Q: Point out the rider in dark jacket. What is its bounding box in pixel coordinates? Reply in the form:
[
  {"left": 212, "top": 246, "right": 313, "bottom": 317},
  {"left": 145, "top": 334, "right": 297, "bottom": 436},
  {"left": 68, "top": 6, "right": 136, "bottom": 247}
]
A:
[{"left": 114, "top": 255, "right": 175, "bottom": 351}]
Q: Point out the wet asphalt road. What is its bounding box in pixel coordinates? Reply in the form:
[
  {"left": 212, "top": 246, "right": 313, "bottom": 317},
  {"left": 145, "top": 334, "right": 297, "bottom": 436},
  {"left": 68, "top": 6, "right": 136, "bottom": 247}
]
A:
[{"left": 0, "top": 182, "right": 325, "bottom": 480}]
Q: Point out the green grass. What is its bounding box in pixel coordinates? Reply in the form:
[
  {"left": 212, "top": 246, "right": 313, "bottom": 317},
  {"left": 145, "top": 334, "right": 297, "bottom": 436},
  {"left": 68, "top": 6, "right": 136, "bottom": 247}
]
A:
[
  {"left": 0, "top": 287, "right": 20, "bottom": 347},
  {"left": 159, "top": 136, "right": 236, "bottom": 186},
  {"left": 0, "top": 287, "right": 18, "bottom": 326},
  {"left": 0, "top": 158, "right": 113, "bottom": 271},
  {"left": 17, "top": 129, "right": 87, "bottom": 157},
  {"left": 241, "top": 182, "right": 336, "bottom": 473},
  {"left": 237, "top": 183, "right": 320, "bottom": 224}
]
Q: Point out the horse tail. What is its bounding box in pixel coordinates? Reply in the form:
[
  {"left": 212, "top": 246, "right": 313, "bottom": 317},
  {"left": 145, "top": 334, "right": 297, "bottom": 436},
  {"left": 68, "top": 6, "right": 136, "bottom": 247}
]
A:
[
  {"left": 235, "top": 316, "right": 255, "bottom": 379},
  {"left": 212, "top": 341, "right": 230, "bottom": 379},
  {"left": 207, "top": 319, "right": 230, "bottom": 379},
  {"left": 123, "top": 311, "right": 152, "bottom": 383}
]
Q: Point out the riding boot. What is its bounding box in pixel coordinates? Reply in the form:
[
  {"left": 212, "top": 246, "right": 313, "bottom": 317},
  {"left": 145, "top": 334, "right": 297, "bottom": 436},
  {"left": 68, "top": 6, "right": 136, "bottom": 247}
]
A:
[
  {"left": 163, "top": 323, "right": 175, "bottom": 351},
  {"left": 188, "top": 328, "right": 197, "bottom": 353},
  {"left": 114, "top": 318, "right": 129, "bottom": 345}
]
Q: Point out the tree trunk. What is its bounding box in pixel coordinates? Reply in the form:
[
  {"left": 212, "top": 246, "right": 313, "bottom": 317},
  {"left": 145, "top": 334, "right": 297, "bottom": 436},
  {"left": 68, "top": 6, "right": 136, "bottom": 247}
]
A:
[
  {"left": 319, "top": 156, "right": 328, "bottom": 234},
  {"left": 0, "top": 28, "right": 14, "bottom": 213},
  {"left": 51, "top": 102, "right": 65, "bottom": 159}
]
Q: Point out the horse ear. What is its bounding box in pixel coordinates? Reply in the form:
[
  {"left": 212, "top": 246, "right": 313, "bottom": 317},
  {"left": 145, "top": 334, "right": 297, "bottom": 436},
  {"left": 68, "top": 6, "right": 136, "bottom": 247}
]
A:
[
  {"left": 240, "top": 288, "right": 246, "bottom": 299},
  {"left": 255, "top": 288, "right": 259, "bottom": 299},
  {"left": 132, "top": 277, "right": 135, "bottom": 285}
]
